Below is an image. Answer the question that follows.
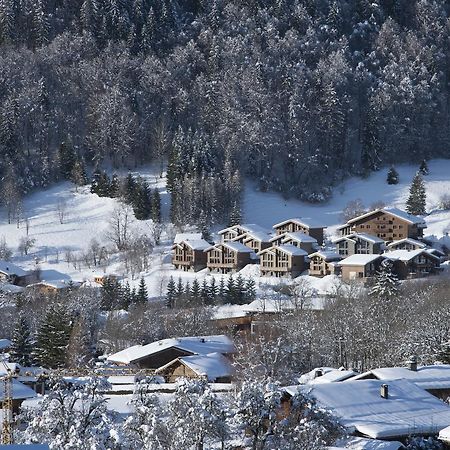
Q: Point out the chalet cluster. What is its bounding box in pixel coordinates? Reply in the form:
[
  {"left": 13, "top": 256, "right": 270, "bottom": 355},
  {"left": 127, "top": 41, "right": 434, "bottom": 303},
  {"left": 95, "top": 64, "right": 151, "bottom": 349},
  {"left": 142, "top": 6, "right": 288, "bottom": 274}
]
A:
[{"left": 172, "top": 208, "right": 445, "bottom": 282}]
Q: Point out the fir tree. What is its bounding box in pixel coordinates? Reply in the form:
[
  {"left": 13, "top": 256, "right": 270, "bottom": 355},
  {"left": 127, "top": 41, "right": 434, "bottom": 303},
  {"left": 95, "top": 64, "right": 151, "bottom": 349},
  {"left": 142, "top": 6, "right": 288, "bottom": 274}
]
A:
[
  {"left": 151, "top": 189, "right": 161, "bottom": 223},
  {"left": 34, "top": 304, "right": 72, "bottom": 368},
  {"left": 234, "top": 274, "right": 246, "bottom": 305},
  {"left": 137, "top": 277, "right": 148, "bottom": 303},
  {"left": 419, "top": 159, "right": 429, "bottom": 176},
  {"left": 90, "top": 167, "right": 102, "bottom": 195},
  {"left": 218, "top": 277, "right": 225, "bottom": 303},
  {"left": 200, "top": 278, "right": 210, "bottom": 305},
  {"left": 176, "top": 277, "right": 184, "bottom": 301},
  {"left": 166, "top": 276, "right": 176, "bottom": 308},
  {"left": 228, "top": 201, "right": 242, "bottom": 226},
  {"left": 110, "top": 174, "right": 120, "bottom": 198},
  {"left": 9, "top": 314, "right": 33, "bottom": 366},
  {"left": 387, "top": 166, "right": 399, "bottom": 185},
  {"left": 437, "top": 341, "right": 450, "bottom": 364},
  {"left": 58, "top": 139, "right": 76, "bottom": 180},
  {"left": 226, "top": 275, "right": 235, "bottom": 304},
  {"left": 122, "top": 281, "right": 133, "bottom": 309},
  {"left": 245, "top": 278, "right": 257, "bottom": 302},
  {"left": 97, "top": 171, "right": 111, "bottom": 197},
  {"left": 101, "top": 276, "right": 122, "bottom": 310},
  {"left": 70, "top": 158, "right": 88, "bottom": 189},
  {"left": 406, "top": 172, "right": 426, "bottom": 216},
  {"left": 133, "top": 178, "right": 152, "bottom": 220},
  {"left": 123, "top": 173, "right": 136, "bottom": 204},
  {"left": 209, "top": 277, "right": 218, "bottom": 302},
  {"left": 190, "top": 278, "right": 201, "bottom": 304},
  {"left": 369, "top": 260, "right": 399, "bottom": 298},
  {"left": 66, "top": 315, "right": 92, "bottom": 368}
]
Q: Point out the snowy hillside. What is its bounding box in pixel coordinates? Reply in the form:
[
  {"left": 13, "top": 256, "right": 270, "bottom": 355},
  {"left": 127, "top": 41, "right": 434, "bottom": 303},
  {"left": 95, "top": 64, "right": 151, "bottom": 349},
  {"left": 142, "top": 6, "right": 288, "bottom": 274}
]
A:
[{"left": 1, "top": 160, "right": 450, "bottom": 300}]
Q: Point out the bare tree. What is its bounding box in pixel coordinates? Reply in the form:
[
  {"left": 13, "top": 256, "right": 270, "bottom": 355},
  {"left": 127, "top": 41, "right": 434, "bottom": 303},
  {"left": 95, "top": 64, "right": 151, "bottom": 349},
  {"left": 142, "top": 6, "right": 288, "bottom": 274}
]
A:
[
  {"left": 25, "top": 217, "right": 30, "bottom": 236},
  {"left": 152, "top": 117, "right": 171, "bottom": 177},
  {"left": 340, "top": 199, "right": 366, "bottom": 222},
  {"left": 106, "top": 204, "right": 132, "bottom": 251},
  {"left": 18, "top": 236, "right": 36, "bottom": 256},
  {"left": 289, "top": 278, "right": 314, "bottom": 311},
  {"left": 57, "top": 198, "right": 68, "bottom": 224}
]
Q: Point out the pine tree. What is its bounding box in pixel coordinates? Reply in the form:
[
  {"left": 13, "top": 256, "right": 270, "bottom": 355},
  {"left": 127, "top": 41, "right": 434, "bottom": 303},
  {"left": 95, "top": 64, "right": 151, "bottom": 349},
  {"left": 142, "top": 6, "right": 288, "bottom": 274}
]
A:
[
  {"left": 226, "top": 275, "right": 235, "bottom": 304},
  {"left": 387, "top": 166, "right": 399, "bottom": 185},
  {"left": 228, "top": 201, "right": 242, "bottom": 226},
  {"left": 209, "top": 278, "right": 218, "bottom": 304},
  {"left": 123, "top": 173, "right": 136, "bottom": 204},
  {"left": 419, "top": 159, "right": 429, "bottom": 176},
  {"left": 9, "top": 315, "right": 33, "bottom": 366},
  {"left": 176, "top": 277, "right": 184, "bottom": 301},
  {"left": 369, "top": 260, "right": 399, "bottom": 298},
  {"left": 218, "top": 277, "right": 225, "bottom": 303},
  {"left": 234, "top": 274, "right": 246, "bottom": 305},
  {"left": 133, "top": 178, "right": 152, "bottom": 220},
  {"left": 245, "top": 278, "right": 257, "bottom": 303},
  {"left": 34, "top": 304, "right": 72, "bottom": 368},
  {"left": 190, "top": 278, "right": 201, "bottom": 304},
  {"left": 66, "top": 315, "right": 92, "bottom": 368},
  {"left": 406, "top": 172, "right": 426, "bottom": 216},
  {"left": 70, "top": 158, "right": 88, "bottom": 189},
  {"left": 437, "top": 341, "right": 450, "bottom": 364},
  {"left": 90, "top": 167, "right": 102, "bottom": 195},
  {"left": 101, "top": 276, "right": 122, "bottom": 310},
  {"left": 122, "top": 281, "right": 133, "bottom": 309},
  {"left": 200, "top": 278, "right": 209, "bottom": 305},
  {"left": 137, "top": 277, "right": 148, "bottom": 303},
  {"left": 110, "top": 174, "right": 120, "bottom": 198},
  {"left": 151, "top": 189, "right": 161, "bottom": 223},
  {"left": 97, "top": 171, "right": 112, "bottom": 197},
  {"left": 58, "top": 140, "right": 77, "bottom": 180},
  {"left": 166, "top": 276, "right": 176, "bottom": 308}
]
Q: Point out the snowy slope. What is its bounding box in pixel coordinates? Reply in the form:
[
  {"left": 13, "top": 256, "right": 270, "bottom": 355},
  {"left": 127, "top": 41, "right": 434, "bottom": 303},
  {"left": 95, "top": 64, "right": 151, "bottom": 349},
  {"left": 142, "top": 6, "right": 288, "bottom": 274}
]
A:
[{"left": 0, "top": 160, "right": 449, "bottom": 300}]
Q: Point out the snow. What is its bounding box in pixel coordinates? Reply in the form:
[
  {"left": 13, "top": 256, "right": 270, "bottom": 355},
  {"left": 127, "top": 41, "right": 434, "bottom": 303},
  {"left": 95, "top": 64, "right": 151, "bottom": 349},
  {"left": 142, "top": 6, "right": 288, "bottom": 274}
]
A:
[
  {"left": 242, "top": 231, "right": 273, "bottom": 243},
  {"left": 309, "top": 250, "right": 342, "bottom": 261},
  {"left": 439, "top": 424, "right": 450, "bottom": 443},
  {"left": 0, "top": 446, "right": 50, "bottom": 450},
  {"left": 107, "top": 335, "right": 235, "bottom": 365},
  {"left": 218, "top": 223, "right": 271, "bottom": 236},
  {"left": 271, "top": 244, "right": 308, "bottom": 256},
  {"left": 282, "top": 231, "right": 318, "bottom": 243},
  {"left": 182, "top": 239, "right": 211, "bottom": 251},
  {"left": 332, "top": 437, "right": 404, "bottom": 449},
  {"left": 289, "top": 379, "right": 450, "bottom": 439},
  {"left": 173, "top": 233, "right": 202, "bottom": 244},
  {"left": 298, "top": 367, "right": 358, "bottom": 385},
  {"left": 347, "top": 233, "right": 385, "bottom": 244},
  {"left": 0, "top": 283, "right": 25, "bottom": 294},
  {"left": 338, "top": 254, "right": 384, "bottom": 266},
  {"left": 0, "top": 339, "right": 11, "bottom": 350},
  {"left": 0, "top": 260, "right": 29, "bottom": 277},
  {"left": 220, "top": 241, "right": 253, "bottom": 253},
  {"left": 0, "top": 379, "right": 37, "bottom": 401},
  {"left": 384, "top": 249, "right": 438, "bottom": 262},
  {"left": 272, "top": 217, "right": 325, "bottom": 229}
]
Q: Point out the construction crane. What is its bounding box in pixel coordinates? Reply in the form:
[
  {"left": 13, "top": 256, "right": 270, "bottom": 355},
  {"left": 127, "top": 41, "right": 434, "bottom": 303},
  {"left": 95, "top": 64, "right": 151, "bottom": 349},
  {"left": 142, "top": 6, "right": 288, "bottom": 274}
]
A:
[{"left": 1, "top": 359, "right": 13, "bottom": 445}]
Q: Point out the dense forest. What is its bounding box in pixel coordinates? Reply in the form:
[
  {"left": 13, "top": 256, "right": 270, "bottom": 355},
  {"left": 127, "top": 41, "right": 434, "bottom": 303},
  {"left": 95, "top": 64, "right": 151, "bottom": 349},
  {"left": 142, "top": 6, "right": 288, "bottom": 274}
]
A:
[{"left": 1, "top": 0, "right": 450, "bottom": 226}]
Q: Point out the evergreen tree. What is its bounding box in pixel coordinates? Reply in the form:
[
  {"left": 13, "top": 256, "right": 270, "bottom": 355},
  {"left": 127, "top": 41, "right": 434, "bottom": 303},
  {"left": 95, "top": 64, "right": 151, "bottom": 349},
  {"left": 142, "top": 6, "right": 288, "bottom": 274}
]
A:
[
  {"left": 110, "top": 174, "right": 120, "bottom": 197},
  {"left": 137, "top": 277, "right": 148, "bottom": 303},
  {"left": 66, "top": 315, "right": 92, "bottom": 368},
  {"left": 70, "top": 158, "right": 88, "bottom": 189},
  {"left": 151, "top": 189, "right": 161, "bottom": 223},
  {"left": 228, "top": 201, "right": 242, "bottom": 226},
  {"left": 406, "top": 172, "right": 426, "bottom": 216},
  {"left": 122, "top": 173, "right": 136, "bottom": 204},
  {"left": 101, "top": 276, "right": 122, "bottom": 310},
  {"left": 190, "top": 278, "right": 201, "bottom": 304},
  {"left": 166, "top": 276, "right": 176, "bottom": 308},
  {"left": 122, "top": 281, "right": 133, "bottom": 309},
  {"left": 200, "top": 278, "right": 209, "bottom": 305},
  {"left": 245, "top": 277, "right": 257, "bottom": 302},
  {"left": 9, "top": 314, "right": 33, "bottom": 366},
  {"left": 90, "top": 167, "right": 102, "bottom": 195},
  {"left": 133, "top": 178, "right": 152, "bottom": 220},
  {"left": 369, "top": 260, "right": 399, "bottom": 298},
  {"left": 176, "top": 277, "right": 184, "bottom": 301},
  {"left": 97, "top": 171, "right": 111, "bottom": 197},
  {"left": 437, "top": 341, "right": 450, "bottom": 364},
  {"left": 387, "top": 166, "right": 399, "bottom": 185},
  {"left": 225, "top": 275, "right": 235, "bottom": 304},
  {"left": 58, "top": 139, "right": 76, "bottom": 180},
  {"left": 209, "top": 277, "right": 218, "bottom": 304},
  {"left": 218, "top": 277, "right": 225, "bottom": 303},
  {"left": 34, "top": 304, "right": 72, "bottom": 368},
  {"left": 419, "top": 159, "right": 429, "bottom": 176},
  {"left": 234, "top": 274, "right": 246, "bottom": 305}
]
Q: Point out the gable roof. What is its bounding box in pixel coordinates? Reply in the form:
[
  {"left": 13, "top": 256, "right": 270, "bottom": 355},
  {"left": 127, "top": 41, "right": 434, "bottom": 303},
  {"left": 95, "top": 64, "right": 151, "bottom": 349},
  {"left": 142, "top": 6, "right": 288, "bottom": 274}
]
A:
[
  {"left": 345, "top": 208, "right": 426, "bottom": 227},
  {"left": 282, "top": 232, "right": 318, "bottom": 244},
  {"left": 183, "top": 239, "right": 211, "bottom": 251},
  {"left": 338, "top": 254, "right": 384, "bottom": 266},
  {"left": 272, "top": 218, "right": 325, "bottom": 230},
  {"left": 350, "top": 365, "right": 450, "bottom": 391},
  {"left": 240, "top": 230, "right": 273, "bottom": 243},
  {"left": 218, "top": 223, "right": 271, "bottom": 236},
  {"left": 387, "top": 238, "right": 427, "bottom": 249},
  {"left": 299, "top": 367, "right": 358, "bottom": 385},
  {"left": 0, "top": 379, "right": 37, "bottom": 401},
  {"left": 289, "top": 379, "right": 450, "bottom": 439},
  {"left": 334, "top": 233, "right": 385, "bottom": 245},
  {"left": 309, "top": 250, "right": 342, "bottom": 262},
  {"left": 0, "top": 260, "right": 29, "bottom": 277},
  {"left": 174, "top": 233, "right": 202, "bottom": 244},
  {"left": 384, "top": 249, "right": 439, "bottom": 262},
  {"left": 259, "top": 244, "right": 308, "bottom": 257},
  {"left": 107, "top": 335, "right": 235, "bottom": 365}
]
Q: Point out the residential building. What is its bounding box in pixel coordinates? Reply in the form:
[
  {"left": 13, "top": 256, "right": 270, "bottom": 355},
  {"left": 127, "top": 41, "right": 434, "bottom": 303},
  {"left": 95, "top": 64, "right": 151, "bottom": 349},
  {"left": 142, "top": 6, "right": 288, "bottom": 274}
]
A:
[
  {"left": 270, "top": 232, "right": 319, "bottom": 254},
  {"left": 272, "top": 218, "right": 326, "bottom": 245},
  {"left": 386, "top": 238, "right": 427, "bottom": 252},
  {"left": 384, "top": 249, "right": 440, "bottom": 279},
  {"left": 337, "top": 208, "right": 426, "bottom": 241},
  {"left": 334, "top": 233, "right": 384, "bottom": 257},
  {"left": 259, "top": 244, "right": 308, "bottom": 278},
  {"left": 27, "top": 279, "right": 81, "bottom": 294},
  {"left": 172, "top": 239, "right": 210, "bottom": 272},
  {"left": 308, "top": 251, "right": 342, "bottom": 277},
  {"left": 338, "top": 254, "right": 385, "bottom": 281},
  {"left": 0, "top": 378, "right": 36, "bottom": 414},
  {"left": 0, "top": 260, "right": 37, "bottom": 286},
  {"left": 235, "top": 230, "right": 273, "bottom": 254},
  {"left": 218, "top": 224, "right": 271, "bottom": 243},
  {"left": 206, "top": 242, "right": 255, "bottom": 274}
]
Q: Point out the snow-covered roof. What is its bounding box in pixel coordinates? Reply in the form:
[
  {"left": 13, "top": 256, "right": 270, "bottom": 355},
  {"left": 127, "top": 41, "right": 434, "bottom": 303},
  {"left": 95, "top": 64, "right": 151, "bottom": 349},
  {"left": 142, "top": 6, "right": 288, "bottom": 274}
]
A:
[
  {"left": 335, "top": 233, "right": 384, "bottom": 245},
  {"left": 331, "top": 437, "right": 404, "bottom": 449},
  {"left": 0, "top": 283, "right": 25, "bottom": 294},
  {"left": 0, "top": 379, "right": 37, "bottom": 401},
  {"left": 350, "top": 365, "right": 450, "bottom": 390},
  {"left": 0, "top": 260, "right": 29, "bottom": 277},
  {"left": 298, "top": 367, "right": 357, "bottom": 385},
  {"left": 289, "top": 379, "right": 450, "bottom": 439},
  {"left": 107, "top": 335, "right": 235, "bottom": 365},
  {"left": 384, "top": 249, "right": 438, "bottom": 262},
  {"left": 439, "top": 424, "right": 450, "bottom": 443},
  {"left": 241, "top": 230, "right": 273, "bottom": 243},
  {"left": 309, "top": 250, "right": 342, "bottom": 262},
  {"left": 218, "top": 223, "right": 271, "bottom": 236},
  {"left": 222, "top": 242, "right": 254, "bottom": 253},
  {"left": 345, "top": 208, "right": 426, "bottom": 227},
  {"left": 387, "top": 238, "right": 426, "bottom": 249},
  {"left": 282, "top": 231, "right": 318, "bottom": 244},
  {"left": 272, "top": 217, "right": 325, "bottom": 229},
  {"left": 182, "top": 239, "right": 211, "bottom": 251},
  {"left": 161, "top": 352, "right": 233, "bottom": 381},
  {"left": 31, "top": 279, "right": 82, "bottom": 289},
  {"left": 277, "top": 244, "right": 308, "bottom": 256},
  {"left": 174, "top": 233, "right": 202, "bottom": 244},
  {"left": 338, "top": 254, "right": 384, "bottom": 266},
  {"left": 0, "top": 338, "right": 11, "bottom": 350}
]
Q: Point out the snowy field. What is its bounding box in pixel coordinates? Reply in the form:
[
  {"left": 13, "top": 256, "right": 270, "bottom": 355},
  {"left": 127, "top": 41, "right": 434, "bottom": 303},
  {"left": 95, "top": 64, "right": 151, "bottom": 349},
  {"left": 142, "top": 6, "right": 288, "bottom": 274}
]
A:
[{"left": 1, "top": 160, "right": 450, "bottom": 300}]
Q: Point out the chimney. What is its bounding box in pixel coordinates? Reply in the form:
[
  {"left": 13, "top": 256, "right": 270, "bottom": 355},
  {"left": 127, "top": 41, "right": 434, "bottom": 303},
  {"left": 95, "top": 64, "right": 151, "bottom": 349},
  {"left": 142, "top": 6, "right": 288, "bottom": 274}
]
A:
[
  {"left": 380, "top": 384, "right": 389, "bottom": 399},
  {"left": 407, "top": 355, "right": 418, "bottom": 371},
  {"left": 314, "top": 369, "right": 324, "bottom": 378}
]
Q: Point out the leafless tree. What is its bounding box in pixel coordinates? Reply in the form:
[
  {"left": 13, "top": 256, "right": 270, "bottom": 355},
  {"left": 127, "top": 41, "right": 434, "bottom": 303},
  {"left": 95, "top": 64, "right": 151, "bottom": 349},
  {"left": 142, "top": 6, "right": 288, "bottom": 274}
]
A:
[
  {"left": 57, "top": 198, "right": 68, "bottom": 224},
  {"left": 25, "top": 217, "right": 30, "bottom": 236},
  {"left": 340, "top": 198, "right": 366, "bottom": 222},
  {"left": 105, "top": 204, "right": 132, "bottom": 251},
  {"left": 152, "top": 117, "right": 171, "bottom": 177},
  {"left": 289, "top": 278, "right": 314, "bottom": 311},
  {"left": 18, "top": 236, "right": 36, "bottom": 256}
]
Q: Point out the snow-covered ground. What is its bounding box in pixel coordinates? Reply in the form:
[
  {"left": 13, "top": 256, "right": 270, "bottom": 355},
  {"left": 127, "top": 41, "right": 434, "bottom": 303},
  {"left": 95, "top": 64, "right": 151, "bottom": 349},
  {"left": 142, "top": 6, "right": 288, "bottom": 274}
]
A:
[{"left": 1, "top": 160, "right": 450, "bottom": 300}]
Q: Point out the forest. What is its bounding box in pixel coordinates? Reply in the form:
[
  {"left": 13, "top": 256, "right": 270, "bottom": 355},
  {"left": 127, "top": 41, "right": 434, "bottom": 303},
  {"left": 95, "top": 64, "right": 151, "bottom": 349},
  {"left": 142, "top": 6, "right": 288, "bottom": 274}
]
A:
[{"left": 1, "top": 0, "right": 450, "bottom": 226}]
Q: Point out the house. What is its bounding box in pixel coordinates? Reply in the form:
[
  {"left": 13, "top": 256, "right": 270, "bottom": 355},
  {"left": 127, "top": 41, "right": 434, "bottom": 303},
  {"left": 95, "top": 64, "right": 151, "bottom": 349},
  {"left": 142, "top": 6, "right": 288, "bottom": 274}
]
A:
[
  {"left": 156, "top": 352, "right": 233, "bottom": 383},
  {"left": 28, "top": 279, "right": 82, "bottom": 294},
  {"left": 107, "top": 335, "right": 235, "bottom": 369},
  {"left": 0, "top": 363, "right": 46, "bottom": 395},
  {"left": 173, "top": 232, "right": 202, "bottom": 244},
  {"left": 236, "top": 231, "right": 273, "bottom": 254},
  {"left": 93, "top": 274, "right": 122, "bottom": 285},
  {"left": 308, "top": 251, "right": 342, "bottom": 277},
  {"left": 0, "top": 261, "right": 36, "bottom": 286},
  {"left": 270, "top": 232, "right": 319, "bottom": 254},
  {"left": 337, "top": 208, "right": 426, "bottom": 242},
  {"left": 206, "top": 242, "right": 255, "bottom": 274},
  {"left": 285, "top": 379, "right": 450, "bottom": 440},
  {"left": 172, "top": 239, "right": 210, "bottom": 272},
  {"left": 272, "top": 218, "right": 326, "bottom": 245},
  {"left": 384, "top": 249, "right": 440, "bottom": 279},
  {"left": 0, "top": 379, "right": 37, "bottom": 414},
  {"left": 259, "top": 245, "right": 308, "bottom": 278},
  {"left": 386, "top": 238, "right": 427, "bottom": 252},
  {"left": 218, "top": 224, "right": 271, "bottom": 243},
  {"left": 298, "top": 367, "right": 358, "bottom": 385},
  {"left": 349, "top": 362, "right": 450, "bottom": 401},
  {"left": 338, "top": 254, "right": 385, "bottom": 281},
  {"left": 334, "top": 233, "right": 385, "bottom": 257}
]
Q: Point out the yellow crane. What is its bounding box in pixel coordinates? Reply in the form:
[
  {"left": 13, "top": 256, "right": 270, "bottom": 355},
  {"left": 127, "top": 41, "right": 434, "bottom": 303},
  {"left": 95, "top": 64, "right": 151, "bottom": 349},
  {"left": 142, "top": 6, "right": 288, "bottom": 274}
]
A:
[{"left": 1, "top": 360, "right": 13, "bottom": 445}]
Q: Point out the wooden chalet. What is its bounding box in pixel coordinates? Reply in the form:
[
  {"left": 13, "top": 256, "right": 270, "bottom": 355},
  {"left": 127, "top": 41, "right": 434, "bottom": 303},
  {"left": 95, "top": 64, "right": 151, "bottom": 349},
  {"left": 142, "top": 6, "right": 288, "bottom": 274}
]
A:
[
  {"left": 272, "top": 218, "right": 325, "bottom": 245},
  {"left": 206, "top": 242, "right": 255, "bottom": 274},
  {"left": 386, "top": 237, "right": 427, "bottom": 252},
  {"left": 28, "top": 279, "right": 81, "bottom": 294},
  {"left": 172, "top": 239, "right": 209, "bottom": 272},
  {"left": 384, "top": 249, "right": 440, "bottom": 279},
  {"left": 338, "top": 254, "right": 385, "bottom": 281},
  {"left": 334, "top": 233, "right": 384, "bottom": 257},
  {"left": 0, "top": 260, "right": 36, "bottom": 286},
  {"left": 259, "top": 244, "right": 308, "bottom": 278},
  {"left": 308, "top": 251, "right": 342, "bottom": 277},
  {"left": 218, "top": 224, "right": 271, "bottom": 243},
  {"left": 270, "top": 232, "right": 318, "bottom": 254},
  {"left": 232, "top": 230, "right": 273, "bottom": 254},
  {"left": 93, "top": 274, "right": 122, "bottom": 285},
  {"left": 337, "top": 207, "right": 426, "bottom": 242}
]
